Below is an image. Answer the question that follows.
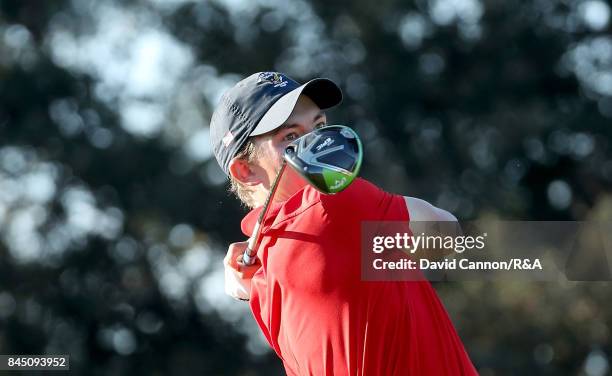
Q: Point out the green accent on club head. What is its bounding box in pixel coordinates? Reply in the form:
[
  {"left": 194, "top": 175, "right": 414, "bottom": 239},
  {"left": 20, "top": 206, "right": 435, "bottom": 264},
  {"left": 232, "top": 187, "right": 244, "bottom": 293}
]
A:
[
  {"left": 319, "top": 126, "right": 363, "bottom": 194},
  {"left": 321, "top": 169, "right": 351, "bottom": 193}
]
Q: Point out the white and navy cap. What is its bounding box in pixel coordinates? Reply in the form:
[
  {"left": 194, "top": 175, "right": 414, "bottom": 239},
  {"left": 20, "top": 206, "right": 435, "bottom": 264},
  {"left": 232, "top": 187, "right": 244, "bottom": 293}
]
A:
[{"left": 210, "top": 72, "right": 342, "bottom": 175}]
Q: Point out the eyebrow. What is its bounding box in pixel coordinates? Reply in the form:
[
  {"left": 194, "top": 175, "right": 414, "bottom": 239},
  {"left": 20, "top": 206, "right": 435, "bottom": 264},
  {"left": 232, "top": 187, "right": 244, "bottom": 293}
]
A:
[{"left": 277, "top": 111, "right": 325, "bottom": 131}]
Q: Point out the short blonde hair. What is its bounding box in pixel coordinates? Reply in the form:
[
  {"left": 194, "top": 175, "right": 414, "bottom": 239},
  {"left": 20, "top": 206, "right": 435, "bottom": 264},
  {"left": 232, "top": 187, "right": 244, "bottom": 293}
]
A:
[{"left": 228, "top": 139, "right": 261, "bottom": 208}]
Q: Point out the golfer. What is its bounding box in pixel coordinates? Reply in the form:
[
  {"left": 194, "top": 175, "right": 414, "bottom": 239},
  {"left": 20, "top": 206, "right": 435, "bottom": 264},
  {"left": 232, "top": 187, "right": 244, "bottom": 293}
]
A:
[{"left": 211, "top": 72, "right": 478, "bottom": 375}]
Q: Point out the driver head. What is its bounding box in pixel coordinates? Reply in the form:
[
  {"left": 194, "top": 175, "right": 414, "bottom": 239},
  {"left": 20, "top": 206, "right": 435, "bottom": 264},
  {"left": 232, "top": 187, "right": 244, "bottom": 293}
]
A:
[{"left": 284, "top": 125, "right": 362, "bottom": 194}]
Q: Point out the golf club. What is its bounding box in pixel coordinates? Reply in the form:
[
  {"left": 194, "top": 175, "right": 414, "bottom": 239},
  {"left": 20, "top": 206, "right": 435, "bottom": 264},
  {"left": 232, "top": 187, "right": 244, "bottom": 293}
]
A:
[{"left": 241, "top": 125, "right": 362, "bottom": 266}]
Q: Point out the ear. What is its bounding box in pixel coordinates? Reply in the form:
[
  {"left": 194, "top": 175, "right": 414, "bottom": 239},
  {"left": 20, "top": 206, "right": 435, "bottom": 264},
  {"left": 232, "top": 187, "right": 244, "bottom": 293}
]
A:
[{"left": 228, "top": 157, "right": 261, "bottom": 187}]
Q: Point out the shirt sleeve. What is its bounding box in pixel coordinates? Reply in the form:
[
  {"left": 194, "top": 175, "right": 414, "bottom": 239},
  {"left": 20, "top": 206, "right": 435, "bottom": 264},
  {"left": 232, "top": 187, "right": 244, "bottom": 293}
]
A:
[{"left": 318, "top": 178, "right": 408, "bottom": 222}]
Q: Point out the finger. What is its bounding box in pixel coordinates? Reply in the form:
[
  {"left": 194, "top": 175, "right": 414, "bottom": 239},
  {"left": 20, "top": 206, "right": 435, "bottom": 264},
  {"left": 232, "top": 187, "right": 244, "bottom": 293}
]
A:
[
  {"left": 226, "top": 242, "right": 248, "bottom": 267},
  {"left": 236, "top": 267, "right": 259, "bottom": 280},
  {"left": 234, "top": 254, "right": 246, "bottom": 269},
  {"left": 236, "top": 254, "right": 258, "bottom": 267},
  {"left": 231, "top": 253, "right": 255, "bottom": 270},
  {"left": 235, "top": 256, "right": 259, "bottom": 277},
  {"left": 230, "top": 253, "right": 244, "bottom": 269}
]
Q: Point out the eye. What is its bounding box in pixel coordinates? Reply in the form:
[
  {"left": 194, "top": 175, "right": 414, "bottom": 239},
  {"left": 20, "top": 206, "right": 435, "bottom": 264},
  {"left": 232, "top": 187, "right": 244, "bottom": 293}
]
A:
[
  {"left": 315, "top": 122, "right": 326, "bottom": 129},
  {"left": 283, "top": 132, "right": 299, "bottom": 141}
]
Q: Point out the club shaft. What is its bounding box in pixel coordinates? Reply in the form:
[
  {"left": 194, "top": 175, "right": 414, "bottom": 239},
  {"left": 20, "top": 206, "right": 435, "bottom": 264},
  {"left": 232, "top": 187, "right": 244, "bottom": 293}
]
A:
[{"left": 242, "top": 161, "right": 287, "bottom": 265}]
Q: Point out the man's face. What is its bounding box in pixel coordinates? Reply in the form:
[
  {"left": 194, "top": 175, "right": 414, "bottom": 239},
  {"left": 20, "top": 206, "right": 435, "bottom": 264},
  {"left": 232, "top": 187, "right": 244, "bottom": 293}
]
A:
[{"left": 250, "top": 94, "right": 327, "bottom": 202}]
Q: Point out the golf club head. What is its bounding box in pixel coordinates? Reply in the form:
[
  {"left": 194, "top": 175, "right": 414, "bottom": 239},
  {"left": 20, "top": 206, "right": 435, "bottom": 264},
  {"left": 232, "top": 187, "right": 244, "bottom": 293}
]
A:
[{"left": 283, "top": 125, "right": 363, "bottom": 194}]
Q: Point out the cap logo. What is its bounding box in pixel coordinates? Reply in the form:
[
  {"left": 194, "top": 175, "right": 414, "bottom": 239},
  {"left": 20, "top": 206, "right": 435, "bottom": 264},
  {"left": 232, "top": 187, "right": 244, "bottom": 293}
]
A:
[
  {"left": 257, "top": 72, "right": 288, "bottom": 88},
  {"left": 222, "top": 130, "right": 234, "bottom": 147}
]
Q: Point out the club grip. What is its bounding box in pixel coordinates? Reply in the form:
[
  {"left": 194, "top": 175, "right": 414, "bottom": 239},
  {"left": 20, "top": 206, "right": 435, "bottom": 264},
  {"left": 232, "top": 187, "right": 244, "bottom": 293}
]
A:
[{"left": 242, "top": 247, "right": 256, "bottom": 266}]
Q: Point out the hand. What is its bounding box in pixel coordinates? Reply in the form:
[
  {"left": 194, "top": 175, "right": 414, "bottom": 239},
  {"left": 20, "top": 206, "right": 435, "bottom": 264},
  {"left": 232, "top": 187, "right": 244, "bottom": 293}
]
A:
[{"left": 223, "top": 241, "right": 261, "bottom": 301}]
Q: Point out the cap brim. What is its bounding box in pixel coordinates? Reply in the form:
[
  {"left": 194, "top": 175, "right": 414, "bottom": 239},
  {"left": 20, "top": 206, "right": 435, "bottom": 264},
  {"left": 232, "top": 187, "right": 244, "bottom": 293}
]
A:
[{"left": 249, "top": 78, "right": 342, "bottom": 137}]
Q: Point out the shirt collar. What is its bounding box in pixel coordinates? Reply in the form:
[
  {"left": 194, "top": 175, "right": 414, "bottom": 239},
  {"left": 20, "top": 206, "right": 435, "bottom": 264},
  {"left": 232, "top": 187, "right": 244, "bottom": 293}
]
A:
[{"left": 240, "top": 200, "right": 284, "bottom": 237}]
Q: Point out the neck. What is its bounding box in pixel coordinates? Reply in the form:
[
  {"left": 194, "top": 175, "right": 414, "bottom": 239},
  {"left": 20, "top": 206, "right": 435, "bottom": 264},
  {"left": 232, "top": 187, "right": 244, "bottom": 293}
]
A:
[{"left": 251, "top": 188, "right": 291, "bottom": 209}]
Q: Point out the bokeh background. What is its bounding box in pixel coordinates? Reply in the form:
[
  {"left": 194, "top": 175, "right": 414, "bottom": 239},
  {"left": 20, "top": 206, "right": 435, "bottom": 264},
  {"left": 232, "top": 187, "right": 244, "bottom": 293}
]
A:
[{"left": 1, "top": 0, "right": 612, "bottom": 374}]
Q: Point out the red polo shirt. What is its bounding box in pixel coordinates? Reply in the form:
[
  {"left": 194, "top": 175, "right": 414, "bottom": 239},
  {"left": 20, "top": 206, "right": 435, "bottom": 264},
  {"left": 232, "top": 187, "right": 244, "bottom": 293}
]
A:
[{"left": 241, "top": 178, "right": 477, "bottom": 376}]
